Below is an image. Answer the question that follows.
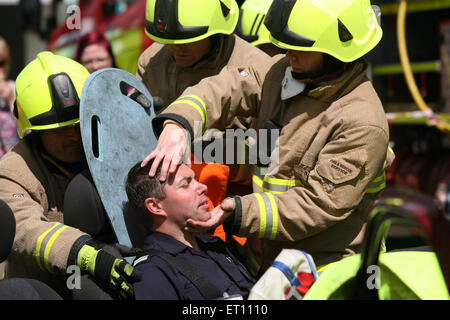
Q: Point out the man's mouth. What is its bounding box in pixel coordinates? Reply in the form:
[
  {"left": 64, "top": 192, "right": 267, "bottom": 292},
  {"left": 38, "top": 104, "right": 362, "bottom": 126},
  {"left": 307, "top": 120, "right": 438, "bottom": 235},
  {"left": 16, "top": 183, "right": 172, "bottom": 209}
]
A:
[
  {"left": 174, "top": 54, "right": 189, "bottom": 59},
  {"left": 199, "top": 197, "right": 210, "bottom": 209}
]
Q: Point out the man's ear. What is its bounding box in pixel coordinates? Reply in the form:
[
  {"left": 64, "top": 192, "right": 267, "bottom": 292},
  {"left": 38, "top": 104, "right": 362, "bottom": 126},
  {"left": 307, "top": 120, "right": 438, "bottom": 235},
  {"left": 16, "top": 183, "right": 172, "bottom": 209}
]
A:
[{"left": 144, "top": 197, "right": 166, "bottom": 217}]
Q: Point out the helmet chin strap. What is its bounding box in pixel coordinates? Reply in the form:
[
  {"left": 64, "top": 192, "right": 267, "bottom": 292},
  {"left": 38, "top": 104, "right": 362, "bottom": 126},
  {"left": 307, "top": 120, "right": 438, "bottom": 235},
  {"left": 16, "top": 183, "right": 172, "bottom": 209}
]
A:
[{"left": 291, "top": 54, "right": 346, "bottom": 81}]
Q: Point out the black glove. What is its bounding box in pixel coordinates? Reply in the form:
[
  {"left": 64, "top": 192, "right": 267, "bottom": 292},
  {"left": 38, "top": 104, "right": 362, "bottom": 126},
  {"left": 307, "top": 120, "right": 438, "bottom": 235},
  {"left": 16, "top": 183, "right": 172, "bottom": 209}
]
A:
[{"left": 68, "top": 236, "right": 141, "bottom": 300}]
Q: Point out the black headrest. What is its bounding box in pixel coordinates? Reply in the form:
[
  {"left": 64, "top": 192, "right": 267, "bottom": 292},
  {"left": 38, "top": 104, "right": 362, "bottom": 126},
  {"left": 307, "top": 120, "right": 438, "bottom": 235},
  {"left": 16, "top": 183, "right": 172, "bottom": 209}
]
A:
[{"left": 63, "top": 169, "right": 106, "bottom": 237}]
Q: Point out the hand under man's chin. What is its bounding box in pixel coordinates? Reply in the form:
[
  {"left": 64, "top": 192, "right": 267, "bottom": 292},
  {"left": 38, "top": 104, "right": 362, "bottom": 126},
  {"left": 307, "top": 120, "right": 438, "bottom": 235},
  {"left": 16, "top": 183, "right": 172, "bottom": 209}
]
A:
[{"left": 197, "top": 210, "right": 212, "bottom": 222}]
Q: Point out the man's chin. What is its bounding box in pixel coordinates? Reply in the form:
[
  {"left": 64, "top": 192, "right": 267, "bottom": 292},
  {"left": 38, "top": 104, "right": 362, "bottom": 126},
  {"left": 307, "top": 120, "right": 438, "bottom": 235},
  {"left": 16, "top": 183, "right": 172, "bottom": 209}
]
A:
[{"left": 197, "top": 210, "right": 212, "bottom": 222}]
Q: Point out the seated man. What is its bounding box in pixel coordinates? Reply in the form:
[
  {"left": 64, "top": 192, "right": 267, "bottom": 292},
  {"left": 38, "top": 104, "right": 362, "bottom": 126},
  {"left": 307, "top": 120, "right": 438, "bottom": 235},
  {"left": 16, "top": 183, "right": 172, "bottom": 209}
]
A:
[{"left": 126, "top": 160, "right": 255, "bottom": 300}]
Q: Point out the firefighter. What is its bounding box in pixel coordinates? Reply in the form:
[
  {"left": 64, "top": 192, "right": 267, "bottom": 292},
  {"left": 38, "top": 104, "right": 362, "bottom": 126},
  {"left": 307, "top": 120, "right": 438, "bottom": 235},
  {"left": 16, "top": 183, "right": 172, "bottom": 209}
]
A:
[
  {"left": 137, "top": 0, "right": 270, "bottom": 118},
  {"left": 234, "top": 0, "right": 284, "bottom": 57},
  {"left": 143, "top": 0, "right": 395, "bottom": 274},
  {"left": 137, "top": 0, "right": 273, "bottom": 247},
  {"left": 0, "top": 52, "right": 140, "bottom": 299}
]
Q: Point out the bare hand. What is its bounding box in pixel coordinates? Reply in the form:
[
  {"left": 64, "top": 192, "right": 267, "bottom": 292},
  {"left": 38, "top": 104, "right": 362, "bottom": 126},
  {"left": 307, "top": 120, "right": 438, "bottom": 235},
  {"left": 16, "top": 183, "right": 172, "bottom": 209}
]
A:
[
  {"left": 141, "top": 123, "right": 189, "bottom": 181},
  {"left": 185, "top": 198, "right": 236, "bottom": 233}
]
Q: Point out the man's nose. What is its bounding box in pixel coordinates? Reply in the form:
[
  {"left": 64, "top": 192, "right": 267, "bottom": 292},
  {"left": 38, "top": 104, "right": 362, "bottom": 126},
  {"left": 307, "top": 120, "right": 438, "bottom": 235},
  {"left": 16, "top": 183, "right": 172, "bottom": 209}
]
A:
[
  {"left": 66, "top": 126, "right": 81, "bottom": 141},
  {"left": 197, "top": 181, "right": 208, "bottom": 194},
  {"left": 170, "top": 44, "right": 186, "bottom": 53}
]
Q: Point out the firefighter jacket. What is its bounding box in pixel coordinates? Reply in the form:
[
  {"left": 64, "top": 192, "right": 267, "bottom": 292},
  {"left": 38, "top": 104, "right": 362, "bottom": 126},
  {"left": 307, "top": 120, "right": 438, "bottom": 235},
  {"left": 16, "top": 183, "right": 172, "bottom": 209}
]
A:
[
  {"left": 136, "top": 33, "right": 271, "bottom": 130},
  {"left": 153, "top": 55, "right": 395, "bottom": 271},
  {"left": 0, "top": 137, "right": 87, "bottom": 297}
]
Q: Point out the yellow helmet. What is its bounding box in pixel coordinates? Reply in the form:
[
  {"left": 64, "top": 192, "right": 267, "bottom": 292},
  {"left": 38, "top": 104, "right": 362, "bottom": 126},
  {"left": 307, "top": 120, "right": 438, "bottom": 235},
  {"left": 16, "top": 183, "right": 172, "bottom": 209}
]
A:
[
  {"left": 14, "top": 51, "right": 90, "bottom": 138},
  {"left": 235, "top": 0, "right": 274, "bottom": 47},
  {"left": 145, "top": 0, "right": 239, "bottom": 45},
  {"left": 264, "top": 0, "right": 382, "bottom": 62}
]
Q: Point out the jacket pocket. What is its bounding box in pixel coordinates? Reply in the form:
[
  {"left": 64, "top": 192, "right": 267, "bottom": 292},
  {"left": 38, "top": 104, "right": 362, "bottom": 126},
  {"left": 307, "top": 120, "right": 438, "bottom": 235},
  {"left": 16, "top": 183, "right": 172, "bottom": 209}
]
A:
[{"left": 315, "top": 148, "right": 368, "bottom": 209}]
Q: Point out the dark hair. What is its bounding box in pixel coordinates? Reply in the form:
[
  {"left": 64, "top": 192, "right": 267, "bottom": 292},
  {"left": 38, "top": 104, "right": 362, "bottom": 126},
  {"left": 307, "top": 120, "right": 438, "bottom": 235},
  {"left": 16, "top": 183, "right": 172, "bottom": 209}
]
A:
[
  {"left": 74, "top": 31, "right": 117, "bottom": 68},
  {"left": 125, "top": 160, "right": 167, "bottom": 231}
]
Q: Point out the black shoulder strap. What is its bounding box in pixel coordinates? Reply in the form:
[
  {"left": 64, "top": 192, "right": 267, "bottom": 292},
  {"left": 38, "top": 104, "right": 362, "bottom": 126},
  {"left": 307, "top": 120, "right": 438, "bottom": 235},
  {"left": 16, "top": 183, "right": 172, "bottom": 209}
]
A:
[{"left": 138, "top": 249, "right": 223, "bottom": 300}]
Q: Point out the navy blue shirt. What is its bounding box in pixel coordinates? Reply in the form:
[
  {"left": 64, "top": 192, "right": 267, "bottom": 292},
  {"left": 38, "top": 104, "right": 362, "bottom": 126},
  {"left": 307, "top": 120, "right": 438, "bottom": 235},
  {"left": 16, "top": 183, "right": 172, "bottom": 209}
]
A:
[{"left": 133, "top": 232, "right": 255, "bottom": 300}]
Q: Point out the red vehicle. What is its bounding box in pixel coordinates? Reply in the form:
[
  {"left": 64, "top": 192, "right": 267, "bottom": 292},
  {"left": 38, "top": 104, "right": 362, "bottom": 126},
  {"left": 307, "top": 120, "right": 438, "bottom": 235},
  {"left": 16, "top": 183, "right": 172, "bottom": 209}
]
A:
[{"left": 48, "top": 0, "right": 153, "bottom": 74}]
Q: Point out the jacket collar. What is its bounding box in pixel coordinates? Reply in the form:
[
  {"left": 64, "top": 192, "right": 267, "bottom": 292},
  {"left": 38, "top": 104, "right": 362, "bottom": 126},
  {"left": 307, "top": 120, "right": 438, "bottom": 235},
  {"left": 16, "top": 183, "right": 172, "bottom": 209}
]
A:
[
  {"left": 306, "top": 60, "right": 368, "bottom": 103},
  {"left": 143, "top": 231, "right": 219, "bottom": 255}
]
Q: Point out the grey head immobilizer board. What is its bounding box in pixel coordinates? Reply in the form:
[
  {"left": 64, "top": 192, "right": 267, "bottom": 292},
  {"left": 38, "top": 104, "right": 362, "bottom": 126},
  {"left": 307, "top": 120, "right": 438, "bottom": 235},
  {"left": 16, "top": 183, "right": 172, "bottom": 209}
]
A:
[{"left": 79, "top": 68, "right": 157, "bottom": 251}]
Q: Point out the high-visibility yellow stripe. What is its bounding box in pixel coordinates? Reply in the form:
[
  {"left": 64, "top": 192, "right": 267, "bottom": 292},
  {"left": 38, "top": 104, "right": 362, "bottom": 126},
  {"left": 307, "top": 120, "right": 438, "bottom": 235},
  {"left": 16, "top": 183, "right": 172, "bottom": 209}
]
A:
[
  {"left": 254, "top": 193, "right": 267, "bottom": 238},
  {"left": 170, "top": 95, "right": 207, "bottom": 130},
  {"left": 43, "top": 225, "right": 68, "bottom": 273},
  {"left": 36, "top": 223, "right": 63, "bottom": 272},
  {"left": 170, "top": 100, "right": 206, "bottom": 130},
  {"left": 266, "top": 193, "right": 278, "bottom": 240},
  {"left": 263, "top": 176, "right": 303, "bottom": 187},
  {"left": 254, "top": 192, "right": 279, "bottom": 240},
  {"left": 388, "top": 146, "right": 395, "bottom": 155},
  {"left": 262, "top": 176, "right": 304, "bottom": 193},
  {"left": 181, "top": 94, "right": 207, "bottom": 112},
  {"left": 252, "top": 174, "right": 263, "bottom": 188},
  {"left": 367, "top": 172, "right": 386, "bottom": 194}
]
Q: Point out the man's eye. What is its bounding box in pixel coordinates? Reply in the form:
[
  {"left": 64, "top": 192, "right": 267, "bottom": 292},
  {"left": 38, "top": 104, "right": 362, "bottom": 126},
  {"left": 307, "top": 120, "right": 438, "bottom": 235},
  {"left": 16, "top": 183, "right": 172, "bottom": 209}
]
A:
[
  {"left": 180, "top": 181, "right": 189, "bottom": 188},
  {"left": 181, "top": 178, "right": 193, "bottom": 188}
]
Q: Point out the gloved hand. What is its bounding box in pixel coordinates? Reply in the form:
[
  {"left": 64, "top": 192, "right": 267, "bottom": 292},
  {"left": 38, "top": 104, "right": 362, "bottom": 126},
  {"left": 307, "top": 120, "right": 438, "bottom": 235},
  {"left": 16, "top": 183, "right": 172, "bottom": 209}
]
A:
[{"left": 69, "top": 236, "right": 141, "bottom": 300}]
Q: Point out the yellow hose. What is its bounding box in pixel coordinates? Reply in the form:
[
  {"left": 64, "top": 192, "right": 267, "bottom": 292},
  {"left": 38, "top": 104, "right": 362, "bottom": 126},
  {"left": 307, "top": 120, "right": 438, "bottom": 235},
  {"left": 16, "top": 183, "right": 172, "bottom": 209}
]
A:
[{"left": 396, "top": 0, "right": 450, "bottom": 134}]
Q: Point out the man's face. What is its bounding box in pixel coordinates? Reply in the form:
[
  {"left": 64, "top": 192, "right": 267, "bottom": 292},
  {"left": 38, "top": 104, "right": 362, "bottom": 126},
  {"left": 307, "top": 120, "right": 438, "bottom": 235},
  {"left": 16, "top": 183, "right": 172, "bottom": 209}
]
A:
[
  {"left": 40, "top": 125, "right": 84, "bottom": 163},
  {"left": 286, "top": 50, "right": 324, "bottom": 82},
  {"left": 168, "top": 38, "right": 211, "bottom": 68},
  {"left": 160, "top": 164, "right": 211, "bottom": 227}
]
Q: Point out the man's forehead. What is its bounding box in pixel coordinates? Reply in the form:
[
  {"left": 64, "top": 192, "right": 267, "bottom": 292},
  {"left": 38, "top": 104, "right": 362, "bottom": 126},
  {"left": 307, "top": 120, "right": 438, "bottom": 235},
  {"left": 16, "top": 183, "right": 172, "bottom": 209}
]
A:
[
  {"left": 176, "top": 164, "right": 194, "bottom": 178},
  {"left": 169, "top": 163, "right": 194, "bottom": 184}
]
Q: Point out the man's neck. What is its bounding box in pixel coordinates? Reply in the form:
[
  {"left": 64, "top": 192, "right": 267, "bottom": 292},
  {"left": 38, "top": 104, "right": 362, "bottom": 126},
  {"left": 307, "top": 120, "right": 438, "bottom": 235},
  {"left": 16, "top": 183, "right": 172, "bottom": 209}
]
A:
[{"left": 154, "top": 224, "right": 202, "bottom": 252}]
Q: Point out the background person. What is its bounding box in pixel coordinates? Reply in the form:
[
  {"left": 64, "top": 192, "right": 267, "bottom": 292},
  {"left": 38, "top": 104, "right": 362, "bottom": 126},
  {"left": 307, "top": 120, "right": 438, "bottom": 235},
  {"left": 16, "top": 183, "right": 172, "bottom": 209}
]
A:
[
  {"left": 75, "top": 31, "right": 117, "bottom": 74},
  {"left": 0, "top": 36, "right": 19, "bottom": 157}
]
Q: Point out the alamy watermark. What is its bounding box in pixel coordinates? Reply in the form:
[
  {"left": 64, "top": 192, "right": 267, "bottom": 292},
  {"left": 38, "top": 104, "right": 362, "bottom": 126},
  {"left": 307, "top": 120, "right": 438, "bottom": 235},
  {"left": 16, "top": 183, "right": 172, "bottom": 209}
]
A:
[
  {"left": 66, "top": 265, "right": 81, "bottom": 290},
  {"left": 366, "top": 265, "right": 381, "bottom": 290},
  {"left": 186, "top": 121, "right": 280, "bottom": 173},
  {"left": 66, "top": 5, "right": 81, "bottom": 30}
]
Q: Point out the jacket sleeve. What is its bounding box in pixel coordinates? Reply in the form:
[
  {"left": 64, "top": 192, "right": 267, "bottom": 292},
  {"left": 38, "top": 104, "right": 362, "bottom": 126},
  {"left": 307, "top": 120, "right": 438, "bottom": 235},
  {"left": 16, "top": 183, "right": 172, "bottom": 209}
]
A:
[
  {"left": 229, "top": 124, "right": 390, "bottom": 242},
  {"left": 0, "top": 177, "right": 86, "bottom": 273},
  {"left": 135, "top": 49, "right": 147, "bottom": 82},
  {"left": 153, "top": 61, "right": 273, "bottom": 140}
]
